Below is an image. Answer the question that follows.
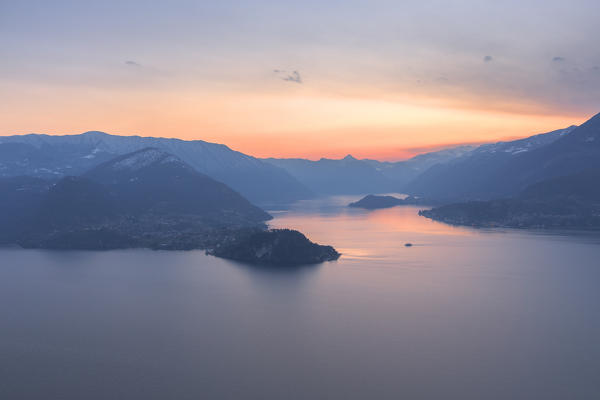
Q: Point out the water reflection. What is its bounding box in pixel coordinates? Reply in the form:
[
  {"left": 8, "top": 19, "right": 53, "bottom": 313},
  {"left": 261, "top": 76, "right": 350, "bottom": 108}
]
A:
[
  {"left": 2, "top": 196, "right": 600, "bottom": 399},
  {"left": 269, "top": 195, "right": 600, "bottom": 264},
  {"left": 268, "top": 195, "right": 479, "bottom": 263}
]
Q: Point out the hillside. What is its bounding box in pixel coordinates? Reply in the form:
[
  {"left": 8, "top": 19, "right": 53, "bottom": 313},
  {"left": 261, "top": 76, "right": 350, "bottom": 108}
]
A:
[
  {"left": 0, "top": 131, "right": 312, "bottom": 204},
  {"left": 419, "top": 169, "right": 600, "bottom": 229},
  {"left": 264, "top": 145, "right": 474, "bottom": 195},
  {"left": 2, "top": 149, "right": 339, "bottom": 264},
  {"left": 13, "top": 149, "right": 271, "bottom": 248},
  {"left": 406, "top": 125, "right": 578, "bottom": 200}
]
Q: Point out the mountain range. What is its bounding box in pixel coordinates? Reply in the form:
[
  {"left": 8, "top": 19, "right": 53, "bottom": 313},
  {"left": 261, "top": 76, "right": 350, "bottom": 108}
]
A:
[
  {"left": 3, "top": 111, "right": 600, "bottom": 234},
  {"left": 265, "top": 121, "right": 590, "bottom": 200},
  {"left": 1, "top": 147, "right": 339, "bottom": 264},
  {"left": 263, "top": 145, "right": 474, "bottom": 195},
  {"left": 419, "top": 168, "right": 600, "bottom": 229},
  {"left": 264, "top": 155, "right": 397, "bottom": 195},
  {"left": 406, "top": 125, "right": 580, "bottom": 200},
  {"left": 4, "top": 121, "right": 587, "bottom": 204},
  {"left": 5, "top": 148, "right": 270, "bottom": 247},
  {"left": 416, "top": 112, "right": 600, "bottom": 229},
  {"left": 264, "top": 111, "right": 600, "bottom": 231},
  {"left": 0, "top": 131, "right": 312, "bottom": 205}
]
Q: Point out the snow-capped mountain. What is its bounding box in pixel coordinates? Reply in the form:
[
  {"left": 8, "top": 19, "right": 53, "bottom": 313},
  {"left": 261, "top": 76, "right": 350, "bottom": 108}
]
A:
[
  {"left": 472, "top": 126, "right": 576, "bottom": 156},
  {"left": 104, "top": 148, "right": 187, "bottom": 172},
  {"left": 1, "top": 147, "right": 273, "bottom": 249},
  {"left": 82, "top": 148, "right": 271, "bottom": 221},
  {"left": 405, "top": 122, "right": 590, "bottom": 200},
  {"left": 0, "top": 131, "right": 312, "bottom": 204},
  {"left": 363, "top": 145, "right": 477, "bottom": 186}
]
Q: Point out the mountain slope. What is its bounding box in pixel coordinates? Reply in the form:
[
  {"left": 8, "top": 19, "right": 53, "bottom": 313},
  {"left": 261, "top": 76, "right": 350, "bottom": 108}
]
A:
[
  {"left": 264, "top": 146, "right": 474, "bottom": 196},
  {"left": 0, "top": 176, "right": 50, "bottom": 242},
  {"left": 495, "top": 114, "right": 600, "bottom": 194},
  {"left": 264, "top": 155, "right": 396, "bottom": 195},
  {"left": 84, "top": 148, "right": 271, "bottom": 223},
  {"left": 419, "top": 168, "right": 600, "bottom": 229},
  {"left": 406, "top": 125, "right": 578, "bottom": 200},
  {"left": 0, "top": 131, "right": 312, "bottom": 204},
  {"left": 363, "top": 145, "right": 476, "bottom": 188},
  {"left": 16, "top": 148, "right": 271, "bottom": 248},
  {"left": 6, "top": 149, "right": 340, "bottom": 263},
  {"left": 35, "top": 176, "right": 119, "bottom": 229},
  {"left": 520, "top": 169, "right": 600, "bottom": 201}
]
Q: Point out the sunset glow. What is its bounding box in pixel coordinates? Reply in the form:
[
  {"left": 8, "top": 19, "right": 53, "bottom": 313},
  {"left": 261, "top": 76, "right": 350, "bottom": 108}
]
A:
[{"left": 2, "top": 0, "right": 599, "bottom": 160}]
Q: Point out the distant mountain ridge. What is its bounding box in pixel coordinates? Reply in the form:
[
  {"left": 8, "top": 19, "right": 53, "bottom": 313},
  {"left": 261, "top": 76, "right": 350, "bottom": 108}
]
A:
[
  {"left": 263, "top": 145, "right": 475, "bottom": 195},
  {"left": 363, "top": 145, "right": 476, "bottom": 184},
  {"left": 406, "top": 124, "right": 580, "bottom": 200},
  {"left": 2, "top": 116, "right": 593, "bottom": 204},
  {"left": 416, "top": 112, "right": 600, "bottom": 229},
  {"left": 0, "top": 148, "right": 260, "bottom": 245},
  {"left": 0, "top": 131, "right": 312, "bottom": 204},
  {"left": 496, "top": 114, "right": 600, "bottom": 193},
  {"left": 15, "top": 148, "right": 271, "bottom": 242},
  {"left": 0, "top": 148, "right": 340, "bottom": 264},
  {"left": 83, "top": 147, "right": 271, "bottom": 221},
  {"left": 264, "top": 123, "right": 584, "bottom": 200},
  {"left": 263, "top": 154, "right": 397, "bottom": 195}
]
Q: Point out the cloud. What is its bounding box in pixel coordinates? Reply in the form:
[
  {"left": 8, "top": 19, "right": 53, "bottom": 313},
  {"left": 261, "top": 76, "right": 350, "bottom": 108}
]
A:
[
  {"left": 552, "top": 56, "right": 565, "bottom": 62},
  {"left": 483, "top": 55, "right": 493, "bottom": 62},
  {"left": 274, "top": 69, "right": 302, "bottom": 83},
  {"left": 125, "top": 60, "right": 141, "bottom": 67}
]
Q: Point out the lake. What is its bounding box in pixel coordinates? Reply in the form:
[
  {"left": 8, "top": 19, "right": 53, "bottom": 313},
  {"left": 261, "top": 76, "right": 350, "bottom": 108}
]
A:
[{"left": 1, "top": 195, "right": 600, "bottom": 399}]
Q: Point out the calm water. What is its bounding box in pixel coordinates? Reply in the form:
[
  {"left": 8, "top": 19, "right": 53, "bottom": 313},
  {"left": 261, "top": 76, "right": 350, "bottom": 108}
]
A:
[{"left": 1, "top": 195, "right": 600, "bottom": 399}]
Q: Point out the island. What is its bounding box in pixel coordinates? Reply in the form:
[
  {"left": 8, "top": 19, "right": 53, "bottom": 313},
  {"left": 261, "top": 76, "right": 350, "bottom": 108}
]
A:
[
  {"left": 1, "top": 148, "right": 341, "bottom": 266},
  {"left": 348, "top": 194, "right": 434, "bottom": 209},
  {"left": 208, "top": 229, "right": 340, "bottom": 266}
]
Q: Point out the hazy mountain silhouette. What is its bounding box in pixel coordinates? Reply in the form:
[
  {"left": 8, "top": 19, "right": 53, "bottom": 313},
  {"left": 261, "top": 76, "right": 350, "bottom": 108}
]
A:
[
  {"left": 419, "top": 168, "right": 600, "bottom": 229},
  {"left": 264, "top": 155, "right": 396, "bottom": 195},
  {"left": 363, "top": 145, "right": 476, "bottom": 188},
  {"left": 4, "top": 149, "right": 339, "bottom": 263},
  {"left": 8, "top": 148, "right": 269, "bottom": 246},
  {"left": 84, "top": 148, "right": 271, "bottom": 221},
  {"left": 0, "top": 131, "right": 312, "bottom": 204},
  {"left": 264, "top": 146, "right": 473, "bottom": 195},
  {"left": 406, "top": 125, "right": 579, "bottom": 200},
  {"left": 495, "top": 113, "right": 600, "bottom": 194}
]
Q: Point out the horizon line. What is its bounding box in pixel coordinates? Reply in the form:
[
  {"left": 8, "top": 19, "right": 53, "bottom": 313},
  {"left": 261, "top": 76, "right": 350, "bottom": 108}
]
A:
[{"left": 0, "top": 125, "right": 577, "bottom": 163}]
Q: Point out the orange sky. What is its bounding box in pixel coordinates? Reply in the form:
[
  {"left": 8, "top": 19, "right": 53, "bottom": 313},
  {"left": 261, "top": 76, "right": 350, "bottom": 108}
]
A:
[
  {"left": 2, "top": 1, "right": 599, "bottom": 161},
  {"left": 0, "top": 83, "right": 589, "bottom": 160}
]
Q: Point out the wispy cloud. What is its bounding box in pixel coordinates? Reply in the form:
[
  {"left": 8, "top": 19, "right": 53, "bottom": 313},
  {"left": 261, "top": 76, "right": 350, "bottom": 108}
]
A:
[{"left": 273, "top": 69, "right": 302, "bottom": 83}]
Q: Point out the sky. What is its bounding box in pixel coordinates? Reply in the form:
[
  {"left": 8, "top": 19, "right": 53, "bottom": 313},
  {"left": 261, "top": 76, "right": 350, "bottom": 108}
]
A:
[{"left": 1, "top": 0, "right": 599, "bottom": 160}]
